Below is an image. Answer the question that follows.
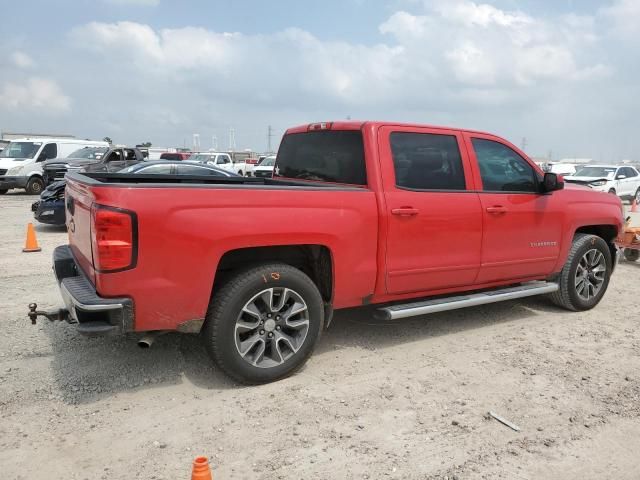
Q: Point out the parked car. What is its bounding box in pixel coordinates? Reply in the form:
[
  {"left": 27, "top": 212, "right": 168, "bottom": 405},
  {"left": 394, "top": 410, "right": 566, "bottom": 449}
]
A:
[
  {"left": 31, "top": 180, "right": 66, "bottom": 225},
  {"left": 564, "top": 165, "right": 640, "bottom": 202},
  {"left": 541, "top": 162, "right": 578, "bottom": 176},
  {"left": 31, "top": 120, "right": 623, "bottom": 385},
  {"left": 42, "top": 146, "right": 146, "bottom": 186},
  {"left": 253, "top": 155, "right": 276, "bottom": 178},
  {"left": 159, "top": 152, "right": 192, "bottom": 161},
  {"left": 32, "top": 161, "right": 238, "bottom": 227},
  {"left": 119, "top": 160, "right": 239, "bottom": 177},
  {"left": 0, "top": 138, "right": 108, "bottom": 195}
]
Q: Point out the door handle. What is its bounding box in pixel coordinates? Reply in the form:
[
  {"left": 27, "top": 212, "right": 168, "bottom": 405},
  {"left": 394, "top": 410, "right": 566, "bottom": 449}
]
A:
[
  {"left": 486, "top": 205, "right": 507, "bottom": 214},
  {"left": 392, "top": 207, "right": 419, "bottom": 216}
]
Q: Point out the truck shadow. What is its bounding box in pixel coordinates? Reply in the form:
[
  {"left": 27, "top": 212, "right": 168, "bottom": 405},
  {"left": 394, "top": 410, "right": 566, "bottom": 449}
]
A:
[{"left": 43, "top": 296, "right": 562, "bottom": 404}]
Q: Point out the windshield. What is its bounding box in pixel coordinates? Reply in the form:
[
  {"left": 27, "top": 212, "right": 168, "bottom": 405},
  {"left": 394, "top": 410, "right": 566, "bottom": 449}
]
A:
[
  {"left": 0, "top": 141, "right": 41, "bottom": 159},
  {"left": 261, "top": 157, "right": 276, "bottom": 166},
  {"left": 574, "top": 166, "right": 616, "bottom": 178},
  {"left": 189, "top": 154, "right": 212, "bottom": 162},
  {"left": 276, "top": 130, "right": 367, "bottom": 185},
  {"left": 67, "top": 147, "right": 108, "bottom": 160}
]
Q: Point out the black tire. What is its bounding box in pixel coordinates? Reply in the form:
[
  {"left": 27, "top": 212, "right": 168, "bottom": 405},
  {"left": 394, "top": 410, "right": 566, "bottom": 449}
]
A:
[
  {"left": 237, "top": 170, "right": 243, "bottom": 176},
  {"left": 548, "top": 233, "right": 612, "bottom": 311},
  {"left": 624, "top": 249, "right": 640, "bottom": 262},
  {"left": 25, "top": 177, "right": 44, "bottom": 195},
  {"left": 608, "top": 188, "right": 616, "bottom": 195},
  {"left": 0, "top": 189, "right": 7, "bottom": 195},
  {"left": 634, "top": 188, "right": 640, "bottom": 204},
  {"left": 202, "top": 263, "right": 324, "bottom": 384}
]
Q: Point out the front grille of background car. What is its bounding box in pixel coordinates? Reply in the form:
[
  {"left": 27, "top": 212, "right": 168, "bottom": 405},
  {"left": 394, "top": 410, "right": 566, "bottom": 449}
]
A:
[{"left": 0, "top": 169, "right": 7, "bottom": 176}]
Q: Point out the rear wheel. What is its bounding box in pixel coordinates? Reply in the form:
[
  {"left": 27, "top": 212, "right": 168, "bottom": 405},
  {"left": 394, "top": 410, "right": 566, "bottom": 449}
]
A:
[
  {"left": 624, "top": 249, "right": 639, "bottom": 262},
  {"left": 0, "top": 189, "right": 7, "bottom": 195},
  {"left": 202, "top": 263, "right": 324, "bottom": 384},
  {"left": 549, "top": 233, "right": 612, "bottom": 311},
  {"left": 25, "top": 177, "right": 44, "bottom": 195}
]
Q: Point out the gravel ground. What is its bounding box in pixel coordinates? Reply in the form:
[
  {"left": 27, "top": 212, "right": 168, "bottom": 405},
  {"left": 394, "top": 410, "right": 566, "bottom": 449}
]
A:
[{"left": 1, "top": 191, "right": 639, "bottom": 480}]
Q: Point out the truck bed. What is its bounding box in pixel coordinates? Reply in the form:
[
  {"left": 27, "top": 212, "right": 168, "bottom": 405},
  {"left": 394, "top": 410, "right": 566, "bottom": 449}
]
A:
[{"left": 77, "top": 172, "right": 365, "bottom": 190}]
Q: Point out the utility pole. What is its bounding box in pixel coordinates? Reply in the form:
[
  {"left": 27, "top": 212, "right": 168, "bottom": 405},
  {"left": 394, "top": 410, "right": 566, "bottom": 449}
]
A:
[
  {"left": 521, "top": 137, "right": 527, "bottom": 152},
  {"left": 267, "top": 125, "right": 274, "bottom": 153},
  {"left": 228, "top": 127, "right": 236, "bottom": 151},
  {"left": 192, "top": 133, "right": 200, "bottom": 152},
  {"left": 212, "top": 135, "right": 218, "bottom": 151}
]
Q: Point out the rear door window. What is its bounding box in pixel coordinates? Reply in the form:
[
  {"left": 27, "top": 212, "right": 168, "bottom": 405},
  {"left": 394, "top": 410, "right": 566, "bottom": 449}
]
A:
[
  {"left": 276, "top": 130, "right": 367, "bottom": 185},
  {"left": 390, "top": 132, "right": 466, "bottom": 190},
  {"left": 472, "top": 138, "right": 538, "bottom": 192}
]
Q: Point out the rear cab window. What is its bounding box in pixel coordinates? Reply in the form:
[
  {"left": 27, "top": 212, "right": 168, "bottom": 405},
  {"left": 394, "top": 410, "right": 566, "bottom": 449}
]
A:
[{"left": 275, "top": 130, "right": 367, "bottom": 186}]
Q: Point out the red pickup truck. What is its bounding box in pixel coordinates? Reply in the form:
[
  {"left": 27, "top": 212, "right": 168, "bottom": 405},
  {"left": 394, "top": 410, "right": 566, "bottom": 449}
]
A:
[{"left": 31, "top": 121, "right": 624, "bottom": 384}]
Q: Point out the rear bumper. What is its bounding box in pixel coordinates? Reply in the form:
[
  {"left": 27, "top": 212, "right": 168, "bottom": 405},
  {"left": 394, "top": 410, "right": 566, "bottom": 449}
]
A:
[
  {"left": 54, "top": 245, "right": 134, "bottom": 336},
  {"left": 0, "top": 176, "right": 27, "bottom": 190}
]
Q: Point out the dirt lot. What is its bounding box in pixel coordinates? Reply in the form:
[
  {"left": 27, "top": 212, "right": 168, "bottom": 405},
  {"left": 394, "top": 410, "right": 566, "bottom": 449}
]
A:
[{"left": 1, "top": 192, "right": 639, "bottom": 480}]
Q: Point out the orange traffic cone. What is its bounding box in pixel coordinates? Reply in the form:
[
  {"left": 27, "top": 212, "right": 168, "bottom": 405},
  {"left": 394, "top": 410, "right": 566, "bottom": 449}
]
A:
[
  {"left": 191, "top": 456, "right": 213, "bottom": 480},
  {"left": 23, "top": 223, "right": 41, "bottom": 253},
  {"left": 632, "top": 200, "right": 639, "bottom": 213}
]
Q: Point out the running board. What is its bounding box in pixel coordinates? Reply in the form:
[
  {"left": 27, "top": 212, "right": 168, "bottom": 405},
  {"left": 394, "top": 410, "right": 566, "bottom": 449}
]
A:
[{"left": 375, "top": 281, "right": 559, "bottom": 321}]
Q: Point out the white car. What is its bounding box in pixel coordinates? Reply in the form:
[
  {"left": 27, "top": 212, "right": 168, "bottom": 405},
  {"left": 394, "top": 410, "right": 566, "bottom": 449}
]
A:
[
  {"left": 564, "top": 165, "right": 640, "bottom": 203},
  {"left": 253, "top": 155, "right": 276, "bottom": 179},
  {"left": 189, "top": 152, "right": 253, "bottom": 176}
]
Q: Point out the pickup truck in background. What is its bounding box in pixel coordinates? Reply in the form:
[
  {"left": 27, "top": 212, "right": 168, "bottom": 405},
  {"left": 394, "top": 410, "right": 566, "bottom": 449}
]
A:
[
  {"left": 42, "top": 146, "right": 146, "bottom": 186},
  {"left": 31, "top": 121, "right": 624, "bottom": 384}
]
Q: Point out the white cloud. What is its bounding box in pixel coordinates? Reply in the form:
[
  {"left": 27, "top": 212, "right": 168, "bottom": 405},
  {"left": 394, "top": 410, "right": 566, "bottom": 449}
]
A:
[
  {"left": 0, "top": 78, "right": 71, "bottom": 112},
  {"left": 11, "top": 51, "right": 35, "bottom": 68},
  {"left": 433, "top": 0, "right": 532, "bottom": 28},
  {"left": 600, "top": 0, "right": 640, "bottom": 36}
]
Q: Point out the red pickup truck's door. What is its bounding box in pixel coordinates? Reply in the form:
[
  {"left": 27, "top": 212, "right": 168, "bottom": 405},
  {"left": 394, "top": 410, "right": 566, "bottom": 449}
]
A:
[
  {"left": 463, "top": 133, "right": 563, "bottom": 283},
  {"left": 379, "top": 126, "right": 483, "bottom": 294}
]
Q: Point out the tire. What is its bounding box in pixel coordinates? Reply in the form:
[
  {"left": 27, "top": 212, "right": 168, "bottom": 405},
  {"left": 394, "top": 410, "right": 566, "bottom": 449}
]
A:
[
  {"left": 237, "top": 170, "right": 243, "bottom": 176},
  {"left": 25, "top": 177, "right": 44, "bottom": 195},
  {"left": 202, "top": 263, "right": 324, "bottom": 384},
  {"left": 0, "top": 189, "right": 7, "bottom": 195},
  {"left": 608, "top": 188, "right": 616, "bottom": 195},
  {"left": 634, "top": 188, "right": 640, "bottom": 204},
  {"left": 624, "top": 249, "right": 640, "bottom": 262},
  {"left": 548, "top": 233, "right": 612, "bottom": 311}
]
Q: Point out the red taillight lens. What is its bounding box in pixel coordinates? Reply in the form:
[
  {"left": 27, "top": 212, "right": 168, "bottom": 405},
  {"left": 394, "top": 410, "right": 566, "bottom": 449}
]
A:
[
  {"left": 91, "top": 204, "right": 137, "bottom": 272},
  {"left": 246, "top": 158, "right": 258, "bottom": 164}
]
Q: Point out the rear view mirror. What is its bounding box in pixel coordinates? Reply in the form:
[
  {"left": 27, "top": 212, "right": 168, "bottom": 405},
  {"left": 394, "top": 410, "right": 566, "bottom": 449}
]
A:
[{"left": 542, "top": 172, "right": 564, "bottom": 193}]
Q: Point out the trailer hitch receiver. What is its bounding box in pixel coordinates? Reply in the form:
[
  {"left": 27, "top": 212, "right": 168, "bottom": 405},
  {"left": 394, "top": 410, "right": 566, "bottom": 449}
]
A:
[{"left": 28, "top": 303, "right": 70, "bottom": 325}]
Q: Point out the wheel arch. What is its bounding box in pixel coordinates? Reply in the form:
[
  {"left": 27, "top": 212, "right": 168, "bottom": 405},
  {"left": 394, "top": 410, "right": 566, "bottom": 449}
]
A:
[
  {"left": 574, "top": 224, "right": 619, "bottom": 271},
  {"left": 212, "top": 244, "right": 334, "bottom": 309}
]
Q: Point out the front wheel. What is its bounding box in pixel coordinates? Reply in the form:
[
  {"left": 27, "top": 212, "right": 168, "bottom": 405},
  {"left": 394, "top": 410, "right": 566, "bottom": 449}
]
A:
[
  {"left": 634, "top": 188, "right": 640, "bottom": 204},
  {"left": 549, "top": 233, "right": 612, "bottom": 311},
  {"left": 202, "top": 263, "right": 324, "bottom": 384},
  {"left": 25, "top": 177, "right": 44, "bottom": 195},
  {"left": 608, "top": 188, "right": 616, "bottom": 195}
]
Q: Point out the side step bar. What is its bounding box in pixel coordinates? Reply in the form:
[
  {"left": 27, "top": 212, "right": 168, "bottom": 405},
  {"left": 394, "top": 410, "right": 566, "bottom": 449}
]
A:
[{"left": 375, "top": 281, "right": 559, "bottom": 321}]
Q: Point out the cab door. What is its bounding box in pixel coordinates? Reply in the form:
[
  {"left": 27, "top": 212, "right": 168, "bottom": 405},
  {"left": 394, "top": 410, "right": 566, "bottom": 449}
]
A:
[
  {"left": 463, "top": 133, "right": 563, "bottom": 283},
  {"left": 380, "top": 126, "right": 483, "bottom": 294}
]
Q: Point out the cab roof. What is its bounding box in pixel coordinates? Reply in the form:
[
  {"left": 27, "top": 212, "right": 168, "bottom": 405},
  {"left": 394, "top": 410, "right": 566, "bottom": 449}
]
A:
[{"left": 285, "top": 120, "right": 495, "bottom": 137}]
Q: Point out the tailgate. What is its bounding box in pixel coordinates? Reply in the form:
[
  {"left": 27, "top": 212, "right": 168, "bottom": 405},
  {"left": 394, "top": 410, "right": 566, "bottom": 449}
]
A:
[{"left": 65, "top": 179, "right": 96, "bottom": 284}]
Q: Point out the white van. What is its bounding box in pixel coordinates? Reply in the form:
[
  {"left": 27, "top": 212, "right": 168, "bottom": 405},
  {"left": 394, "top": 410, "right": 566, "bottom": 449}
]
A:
[{"left": 0, "top": 137, "right": 109, "bottom": 195}]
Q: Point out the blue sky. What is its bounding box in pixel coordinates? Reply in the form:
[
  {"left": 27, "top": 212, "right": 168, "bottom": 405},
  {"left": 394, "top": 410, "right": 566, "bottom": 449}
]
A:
[{"left": 1, "top": 0, "right": 639, "bottom": 160}]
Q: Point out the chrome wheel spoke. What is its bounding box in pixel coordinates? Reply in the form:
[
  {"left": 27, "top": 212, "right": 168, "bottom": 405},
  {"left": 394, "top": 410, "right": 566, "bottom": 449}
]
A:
[
  {"left": 575, "top": 248, "right": 607, "bottom": 302},
  {"left": 235, "top": 287, "right": 310, "bottom": 369}
]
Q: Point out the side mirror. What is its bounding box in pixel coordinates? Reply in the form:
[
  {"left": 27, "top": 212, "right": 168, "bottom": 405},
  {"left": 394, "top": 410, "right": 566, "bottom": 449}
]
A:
[
  {"left": 616, "top": 174, "right": 627, "bottom": 180},
  {"left": 542, "top": 172, "right": 564, "bottom": 193}
]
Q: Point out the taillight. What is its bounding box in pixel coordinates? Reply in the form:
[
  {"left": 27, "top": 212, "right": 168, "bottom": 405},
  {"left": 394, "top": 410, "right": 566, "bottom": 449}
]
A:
[
  {"left": 246, "top": 158, "right": 259, "bottom": 164},
  {"left": 91, "top": 204, "right": 137, "bottom": 272},
  {"left": 308, "top": 122, "right": 332, "bottom": 131}
]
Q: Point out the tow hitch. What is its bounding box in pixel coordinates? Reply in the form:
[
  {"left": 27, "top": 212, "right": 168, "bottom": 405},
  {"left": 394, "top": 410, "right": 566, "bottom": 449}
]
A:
[{"left": 28, "top": 303, "right": 72, "bottom": 325}]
